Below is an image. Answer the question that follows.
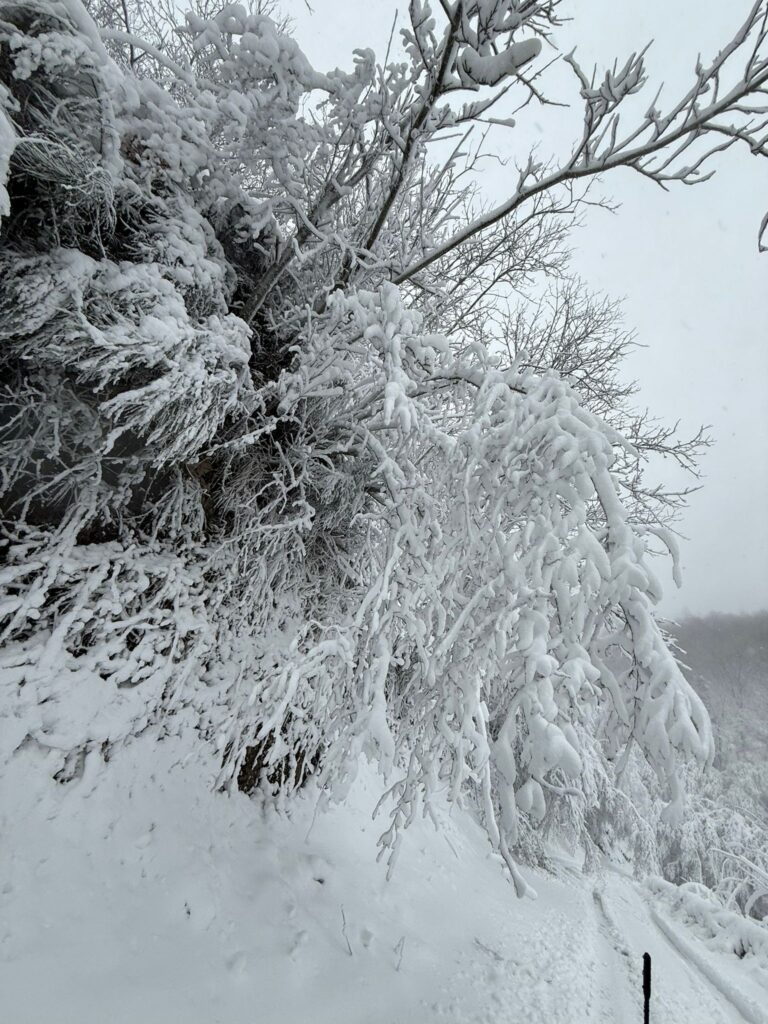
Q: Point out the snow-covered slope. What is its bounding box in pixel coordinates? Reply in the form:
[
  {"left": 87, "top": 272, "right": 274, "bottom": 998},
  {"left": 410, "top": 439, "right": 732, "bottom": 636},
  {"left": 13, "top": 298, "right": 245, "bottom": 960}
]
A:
[
  {"left": 672, "top": 613, "right": 768, "bottom": 821},
  {"left": 2, "top": 729, "right": 766, "bottom": 1024}
]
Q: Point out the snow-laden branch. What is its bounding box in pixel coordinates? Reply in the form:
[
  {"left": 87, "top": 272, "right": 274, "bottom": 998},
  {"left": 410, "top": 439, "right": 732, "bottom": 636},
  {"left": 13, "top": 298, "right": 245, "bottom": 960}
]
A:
[{"left": 395, "top": 0, "right": 768, "bottom": 282}]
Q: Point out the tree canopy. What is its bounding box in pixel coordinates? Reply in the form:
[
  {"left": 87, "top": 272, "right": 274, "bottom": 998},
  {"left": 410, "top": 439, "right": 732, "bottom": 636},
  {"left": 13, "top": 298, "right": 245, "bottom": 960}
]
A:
[{"left": 3, "top": 0, "right": 767, "bottom": 890}]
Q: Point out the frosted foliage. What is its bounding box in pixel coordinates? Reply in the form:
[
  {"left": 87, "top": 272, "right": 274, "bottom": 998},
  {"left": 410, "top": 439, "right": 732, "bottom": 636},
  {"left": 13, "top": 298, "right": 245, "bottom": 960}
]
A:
[
  {"left": 0, "top": 251, "right": 252, "bottom": 462},
  {"left": 9, "top": 0, "right": 764, "bottom": 893},
  {"left": 0, "top": 101, "right": 14, "bottom": 216},
  {"left": 1, "top": 543, "right": 211, "bottom": 771},
  {"left": 287, "top": 288, "right": 712, "bottom": 877}
]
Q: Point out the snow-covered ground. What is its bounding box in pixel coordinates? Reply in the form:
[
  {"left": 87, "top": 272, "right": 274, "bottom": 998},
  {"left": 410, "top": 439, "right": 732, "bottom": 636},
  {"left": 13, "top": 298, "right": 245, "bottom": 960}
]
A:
[{"left": 2, "top": 730, "right": 766, "bottom": 1024}]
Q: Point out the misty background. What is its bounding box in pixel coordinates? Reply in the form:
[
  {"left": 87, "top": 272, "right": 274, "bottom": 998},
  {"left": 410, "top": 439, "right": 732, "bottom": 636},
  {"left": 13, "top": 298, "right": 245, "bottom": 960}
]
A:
[{"left": 288, "top": 0, "right": 768, "bottom": 618}]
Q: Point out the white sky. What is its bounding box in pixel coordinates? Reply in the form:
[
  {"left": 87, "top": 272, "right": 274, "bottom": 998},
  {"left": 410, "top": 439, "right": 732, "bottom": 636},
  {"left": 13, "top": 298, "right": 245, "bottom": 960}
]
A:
[{"left": 287, "top": 0, "right": 768, "bottom": 617}]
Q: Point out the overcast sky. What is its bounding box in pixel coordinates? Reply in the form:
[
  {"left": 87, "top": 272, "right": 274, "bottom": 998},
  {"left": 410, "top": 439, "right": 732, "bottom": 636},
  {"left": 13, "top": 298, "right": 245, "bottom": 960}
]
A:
[{"left": 287, "top": 0, "right": 768, "bottom": 618}]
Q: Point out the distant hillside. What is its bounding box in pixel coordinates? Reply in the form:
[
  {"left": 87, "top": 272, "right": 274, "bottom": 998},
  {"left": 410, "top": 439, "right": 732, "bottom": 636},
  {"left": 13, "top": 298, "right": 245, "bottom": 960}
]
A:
[{"left": 669, "top": 612, "right": 768, "bottom": 820}]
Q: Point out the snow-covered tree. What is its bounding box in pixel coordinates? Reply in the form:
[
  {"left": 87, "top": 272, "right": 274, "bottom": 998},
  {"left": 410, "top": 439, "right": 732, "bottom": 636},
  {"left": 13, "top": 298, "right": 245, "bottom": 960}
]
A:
[{"left": 2, "top": 0, "right": 767, "bottom": 890}]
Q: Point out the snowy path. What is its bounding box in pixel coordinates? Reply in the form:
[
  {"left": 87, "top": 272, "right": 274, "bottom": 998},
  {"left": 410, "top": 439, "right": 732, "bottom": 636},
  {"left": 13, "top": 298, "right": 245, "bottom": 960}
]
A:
[
  {"left": 3, "top": 744, "right": 766, "bottom": 1024},
  {"left": 434, "top": 862, "right": 766, "bottom": 1024},
  {"left": 436, "top": 865, "right": 767, "bottom": 1024},
  {"left": 596, "top": 872, "right": 749, "bottom": 1024}
]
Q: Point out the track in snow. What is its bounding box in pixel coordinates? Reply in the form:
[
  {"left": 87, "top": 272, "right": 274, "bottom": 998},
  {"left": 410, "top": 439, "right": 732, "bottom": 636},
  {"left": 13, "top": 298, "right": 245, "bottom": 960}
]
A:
[
  {"left": 591, "top": 884, "right": 638, "bottom": 1024},
  {"left": 647, "top": 902, "right": 767, "bottom": 1024},
  {"left": 596, "top": 872, "right": 754, "bottom": 1024}
]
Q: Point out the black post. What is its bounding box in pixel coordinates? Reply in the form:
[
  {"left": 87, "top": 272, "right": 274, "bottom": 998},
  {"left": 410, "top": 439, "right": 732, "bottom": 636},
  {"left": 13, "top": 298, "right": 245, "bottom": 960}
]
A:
[{"left": 643, "top": 952, "right": 652, "bottom": 1024}]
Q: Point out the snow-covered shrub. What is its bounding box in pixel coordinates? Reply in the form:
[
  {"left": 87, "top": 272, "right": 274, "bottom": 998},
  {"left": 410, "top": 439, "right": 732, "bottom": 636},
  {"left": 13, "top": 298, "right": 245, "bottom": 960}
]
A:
[
  {"left": 1, "top": 538, "right": 212, "bottom": 775},
  {"left": 3, "top": 0, "right": 768, "bottom": 890},
  {"left": 652, "top": 765, "right": 768, "bottom": 921},
  {"left": 648, "top": 617, "right": 768, "bottom": 919},
  {"left": 649, "top": 875, "right": 768, "bottom": 959},
  {"left": 0, "top": 0, "right": 248, "bottom": 779}
]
